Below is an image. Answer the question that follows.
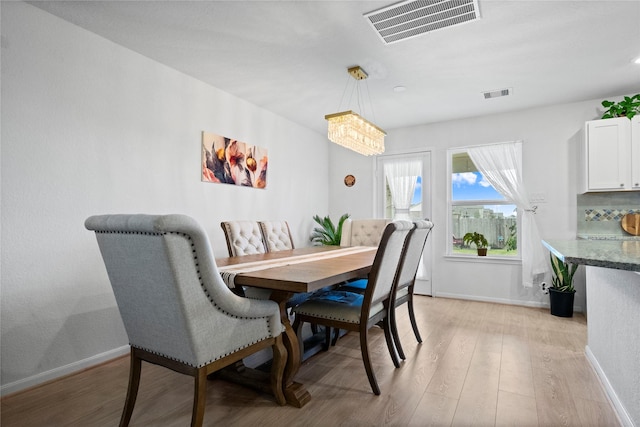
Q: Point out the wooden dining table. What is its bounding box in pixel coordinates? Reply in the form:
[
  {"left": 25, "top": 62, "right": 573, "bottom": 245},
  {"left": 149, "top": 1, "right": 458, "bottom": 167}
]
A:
[{"left": 215, "top": 245, "right": 377, "bottom": 407}]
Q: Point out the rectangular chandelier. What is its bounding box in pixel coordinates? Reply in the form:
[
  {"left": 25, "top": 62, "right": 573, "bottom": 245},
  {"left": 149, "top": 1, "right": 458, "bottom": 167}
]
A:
[{"left": 325, "top": 110, "right": 386, "bottom": 156}]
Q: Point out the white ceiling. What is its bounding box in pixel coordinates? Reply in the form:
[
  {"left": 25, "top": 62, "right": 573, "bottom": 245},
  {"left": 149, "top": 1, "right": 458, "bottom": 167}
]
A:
[{"left": 28, "top": 0, "right": 640, "bottom": 135}]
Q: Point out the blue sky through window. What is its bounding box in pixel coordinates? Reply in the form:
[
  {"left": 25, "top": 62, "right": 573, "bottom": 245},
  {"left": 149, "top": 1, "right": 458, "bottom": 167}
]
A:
[
  {"left": 412, "top": 176, "right": 422, "bottom": 204},
  {"left": 452, "top": 171, "right": 504, "bottom": 201},
  {"left": 452, "top": 172, "right": 516, "bottom": 217}
]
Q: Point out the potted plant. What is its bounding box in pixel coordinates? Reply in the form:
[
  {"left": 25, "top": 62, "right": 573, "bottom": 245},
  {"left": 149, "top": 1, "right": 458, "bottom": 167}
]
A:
[
  {"left": 548, "top": 253, "right": 578, "bottom": 317},
  {"left": 601, "top": 94, "right": 640, "bottom": 119},
  {"left": 310, "top": 213, "right": 350, "bottom": 246},
  {"left": 462, "top": 231, "right": 488, "bottom": 256}
]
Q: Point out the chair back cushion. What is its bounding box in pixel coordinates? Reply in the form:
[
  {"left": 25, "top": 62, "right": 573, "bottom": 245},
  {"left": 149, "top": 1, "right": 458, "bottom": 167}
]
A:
[
  {"left": 85, "top": 214, "right": 282, "bottom": 367},
  {"left": 365, "top": 220, "right": 414, "bottom": 314},
  {"left": 221, "top": 221, "right": 267, "bottom": 256},
  {"left": 397, "top": 220, "right": 434, "bottom": 290},
  {"left": 340, "top": 218, "right": 391, "bottom": 247},
  {"left": 259, "top": 221, "right": 294, "bottom": 252}
]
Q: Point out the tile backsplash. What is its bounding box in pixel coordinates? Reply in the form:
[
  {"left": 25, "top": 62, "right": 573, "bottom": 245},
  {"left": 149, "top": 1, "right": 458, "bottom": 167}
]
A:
[{"left": 577, "top": 192, "right": 640, "bottom": 238}]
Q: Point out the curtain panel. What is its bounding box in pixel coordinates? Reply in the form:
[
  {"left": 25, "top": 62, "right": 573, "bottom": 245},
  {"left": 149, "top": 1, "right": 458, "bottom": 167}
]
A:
[
  {"left": 384, "top": 159, "right": 421, "bottom": 220},
  {"left": 467, "top": 141, "right": 548, "bottom": 287}
]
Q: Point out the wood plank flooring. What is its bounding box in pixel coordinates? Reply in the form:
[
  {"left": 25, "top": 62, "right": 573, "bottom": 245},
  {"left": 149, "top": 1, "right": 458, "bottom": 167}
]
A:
[{"left": 1, "top": 297, "right": 621, "bottom": 426}]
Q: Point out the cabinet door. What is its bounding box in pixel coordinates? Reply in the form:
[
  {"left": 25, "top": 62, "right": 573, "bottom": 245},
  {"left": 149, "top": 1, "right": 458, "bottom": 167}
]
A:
[
  {"left": 586, "top": 118, "right": 631, "bottom": 191},
  {"left": 632, "top": 116, "right": 640, "bottom": 189}
]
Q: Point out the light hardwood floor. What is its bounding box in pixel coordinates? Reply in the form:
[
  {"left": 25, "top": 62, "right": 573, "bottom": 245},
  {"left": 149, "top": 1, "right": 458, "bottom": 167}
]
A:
[{"left": 1, "top": 297, "right": 620, "bottom": 426}]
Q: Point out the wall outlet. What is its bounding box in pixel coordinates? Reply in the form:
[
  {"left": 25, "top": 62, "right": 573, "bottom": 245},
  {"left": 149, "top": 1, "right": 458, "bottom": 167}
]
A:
[{"left": 529, "top": 192, "right": 547, "bottom": 203}]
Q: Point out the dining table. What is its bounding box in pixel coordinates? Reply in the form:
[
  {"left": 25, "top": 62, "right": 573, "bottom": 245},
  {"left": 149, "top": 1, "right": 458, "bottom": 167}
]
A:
[{"left": 215, "top": 245, "right": 377, "bottom": 408}]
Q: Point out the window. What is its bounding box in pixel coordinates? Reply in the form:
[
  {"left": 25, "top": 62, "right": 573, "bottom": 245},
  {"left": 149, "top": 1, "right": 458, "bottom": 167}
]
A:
[
  {"left": 376, "top": 152, "right": 431, "bottom": 221},
  {"left": 449, "top": 150, "right": 519, "bottom": 257}
]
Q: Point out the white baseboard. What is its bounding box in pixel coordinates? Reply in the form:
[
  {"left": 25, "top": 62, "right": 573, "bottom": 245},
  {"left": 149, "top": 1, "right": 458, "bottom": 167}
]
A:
[
  {"left": 1, "top": 345, "right": 130, "bottom": 397},
  {"left": 433, "top": 292, "right": 546, "bottom": 308},
  {"left": 585, "top": 345, "right": 634, "bottom": 427},
  {"left": 432, "top": 292, "right": 584, "bottom": 313}
]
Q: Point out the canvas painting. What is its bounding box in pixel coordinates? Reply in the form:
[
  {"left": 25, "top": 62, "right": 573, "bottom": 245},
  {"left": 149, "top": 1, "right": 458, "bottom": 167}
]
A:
[{"left": 201, "top": 131, "right": 268, "bottom": 188}]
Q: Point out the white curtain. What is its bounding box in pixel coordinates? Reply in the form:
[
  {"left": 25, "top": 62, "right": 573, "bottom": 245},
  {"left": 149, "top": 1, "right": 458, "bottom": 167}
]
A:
[
  {"left": 384, "top": 159, "right": 421, "bottom": 220},
  {"left": 467, "top": 141, "right": 548, "bottom": 288}
]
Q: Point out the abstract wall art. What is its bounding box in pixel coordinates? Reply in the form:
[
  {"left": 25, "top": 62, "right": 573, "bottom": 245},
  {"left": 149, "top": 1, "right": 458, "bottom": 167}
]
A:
[{"left": 201, "top": 131, "right": 268, "bottom": 188}]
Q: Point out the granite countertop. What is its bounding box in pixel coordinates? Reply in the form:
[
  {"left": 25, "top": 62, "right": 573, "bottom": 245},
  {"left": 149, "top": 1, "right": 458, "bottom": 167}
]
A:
[
  {"left": 542, "top": 239, "right": 640, "bottom": 272},
  {"left": 577, "top": 234, "right": 640, "bottom": 241}
]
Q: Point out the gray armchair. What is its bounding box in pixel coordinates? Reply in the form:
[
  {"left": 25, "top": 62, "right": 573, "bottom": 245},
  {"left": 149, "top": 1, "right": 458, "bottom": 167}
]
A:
[{"left": 85, "top": 214, "right": 286, "bottom": 427}]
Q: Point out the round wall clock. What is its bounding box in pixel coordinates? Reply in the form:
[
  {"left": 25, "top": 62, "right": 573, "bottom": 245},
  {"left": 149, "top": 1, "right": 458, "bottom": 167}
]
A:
[{"left": 344, "top": 174, "right": 356, "bottom": 187}]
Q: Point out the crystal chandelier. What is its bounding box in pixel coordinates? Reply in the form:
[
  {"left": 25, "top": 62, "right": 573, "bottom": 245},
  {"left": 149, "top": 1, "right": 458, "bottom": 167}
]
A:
[{"left": 325, "top": 66, "right": 386, "bottom": 156}]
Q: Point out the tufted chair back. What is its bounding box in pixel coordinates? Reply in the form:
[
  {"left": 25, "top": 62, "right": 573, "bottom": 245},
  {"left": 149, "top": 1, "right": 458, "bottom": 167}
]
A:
[
  {"left": 340, "top": 218, "right": 391, "bottom": 247},
  {"left": 259, "top": 220, "right": 295, "bottom": 252},
  {"left": 221, "top": 220, "right": 267, "bottom": 256}
]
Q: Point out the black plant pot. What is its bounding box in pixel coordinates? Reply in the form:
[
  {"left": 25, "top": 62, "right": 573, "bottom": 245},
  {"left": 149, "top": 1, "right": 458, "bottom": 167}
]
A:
[{"left": 548, "top": 288, "right": 575, "bottom": 317}]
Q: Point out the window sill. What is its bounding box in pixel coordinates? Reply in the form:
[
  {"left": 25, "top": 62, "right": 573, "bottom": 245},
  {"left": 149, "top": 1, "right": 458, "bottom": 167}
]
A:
[{"left": 444, "top": 254, "right": 522, "bottom": 265}]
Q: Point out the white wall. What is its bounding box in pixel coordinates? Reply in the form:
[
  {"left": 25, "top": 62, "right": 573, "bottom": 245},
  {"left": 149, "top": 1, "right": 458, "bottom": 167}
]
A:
[
  {"left": 586, "top": 267, "right": 640, "bottom": 427},
  {"left": 1, "top": 2, "right": 329, "bottom": 394},
  {"left": 330, "top": 97, "right": 613, "bottom": 309}
]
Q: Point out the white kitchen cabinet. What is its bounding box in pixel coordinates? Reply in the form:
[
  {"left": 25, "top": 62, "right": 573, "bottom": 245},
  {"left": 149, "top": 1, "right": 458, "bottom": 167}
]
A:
[
  {"left": 632, "top": 116, "right": 640, "bottom": 190},
  {"left": 578, "top": 116, "right": 640, "bottom": 193}
]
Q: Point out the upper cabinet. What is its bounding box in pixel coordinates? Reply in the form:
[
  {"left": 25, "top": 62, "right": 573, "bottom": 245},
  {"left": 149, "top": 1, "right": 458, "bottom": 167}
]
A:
[{"left": 578, "top": 116, "right": 640, "bottom": 193}]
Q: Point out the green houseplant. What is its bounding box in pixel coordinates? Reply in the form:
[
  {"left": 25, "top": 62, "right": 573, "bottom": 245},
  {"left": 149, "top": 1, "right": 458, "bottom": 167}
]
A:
[
  {"left": 462, "top": 231, "right": 488, "bottom": 256},
  {"left": 548, "top": 253, "right": 579, "bottom": 317},
  {"left": 310, "top": 213, "right": 350, "bottom": 246},
  {"left": 601, "top": 94, "right": 640, "bottom": 119}
]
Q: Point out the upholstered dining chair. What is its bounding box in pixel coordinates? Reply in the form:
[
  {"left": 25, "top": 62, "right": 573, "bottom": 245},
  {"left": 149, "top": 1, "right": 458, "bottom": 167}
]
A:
[
  {"left": 220, "top": 220, "right": 267, "bottom": 256},
  {"left": 220, "top": 220, "right": 273, "bottom": 298},
  {"left": 258, "top": 220, "right": 295, "bottom": 252},
  {"left": 339, "top": 218, "right": 391, "bottom": 247},
  {"left": 336, "top": 220, "right": 434, "bottom": 358},
  {"left": 292, "top": 220, "right": 414, "bottom": 395},
  {"left": 85, "top": 214, "right": 286, "bottom": 427},
  {"left": 388, "top": 220, "right": 433, "bottom": 359}
]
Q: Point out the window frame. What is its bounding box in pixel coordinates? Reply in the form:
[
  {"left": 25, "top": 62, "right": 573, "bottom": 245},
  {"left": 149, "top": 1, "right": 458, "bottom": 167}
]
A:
[{"left": 446, "top": 147, "right": 522, "bottom": 260}]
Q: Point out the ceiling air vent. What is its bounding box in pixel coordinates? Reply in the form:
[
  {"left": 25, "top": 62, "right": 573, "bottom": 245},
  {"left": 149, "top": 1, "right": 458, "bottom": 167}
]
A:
[
  {"left": 483, "top": 88, "right": 512, "bottom": 99},
  {"left": 364, "top": 0, "right": 481, "bottom": 45}
]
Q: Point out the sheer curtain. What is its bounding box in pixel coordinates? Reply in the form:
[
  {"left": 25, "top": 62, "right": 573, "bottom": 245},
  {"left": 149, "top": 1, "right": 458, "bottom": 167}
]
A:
[
  {"left": 384, "top": 159, "right": 421, "bottom": 220},
  {"left": 467, "top": 141, "right": 548, "bottom": 288}
]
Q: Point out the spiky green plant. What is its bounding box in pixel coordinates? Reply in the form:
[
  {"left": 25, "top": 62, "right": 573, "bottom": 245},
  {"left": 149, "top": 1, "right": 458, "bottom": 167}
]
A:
[
  {"left": 310, "top": 213, "right": 350, "bottom": 246},
  {"left": 550, "top": 253, "right": 578, "bottom": 292}
]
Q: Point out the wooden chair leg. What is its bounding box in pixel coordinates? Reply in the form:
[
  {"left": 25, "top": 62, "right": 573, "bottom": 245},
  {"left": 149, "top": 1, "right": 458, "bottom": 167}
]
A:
[
  {"left": 359, "top": 328, "right": 381, "bottom": 395},
  {"left": 389, "top": 306, "right": 406, "bottom": 360},
  {"left": 408, "top": 296, "right": 423, "bottom": 343},
  {"left": 331, "top": 328, "right": 340, "bottom": 346},
  {"left": 119, "top": 348, "right": 142, "bottom": 427},
  {"left": 324, "top": 327, "right": 332, "bottom": 350},
  {"left": 270, "top": 335, "right": 287, "bottom": 405},
  {"left": 191, "top": 368, "right": 207, "bottom": 427},
  {"left": 382, "top": 315, "right": 401, "bottom": 368},
  {"left": 294, "top": 317, "right": 305, "bottom": 358}
]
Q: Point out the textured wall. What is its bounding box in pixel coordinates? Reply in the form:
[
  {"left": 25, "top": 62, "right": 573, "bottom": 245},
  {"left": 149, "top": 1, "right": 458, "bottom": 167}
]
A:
[{"left": 1, "top": 2, "right": 328, "bottom": 394}]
